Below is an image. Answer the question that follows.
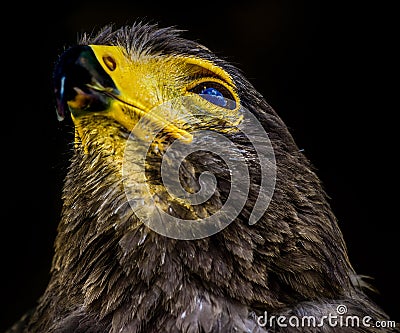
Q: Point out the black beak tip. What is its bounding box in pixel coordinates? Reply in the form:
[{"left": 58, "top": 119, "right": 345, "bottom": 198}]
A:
[
  {"left": 53, "top": 46, "right": 87, "bottom": 121},
  {"left": 52, "top": 45, "right": 117, "bottom": 119},
  {"left": 55, "top": 98, "right": 66, "bottom": 121}
]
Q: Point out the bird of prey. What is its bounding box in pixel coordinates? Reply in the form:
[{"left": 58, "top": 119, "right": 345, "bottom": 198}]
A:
[{"left": 5, "top": 22, "right": 398, "bottom": 333}]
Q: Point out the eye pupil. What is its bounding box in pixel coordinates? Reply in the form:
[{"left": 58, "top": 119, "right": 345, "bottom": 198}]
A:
[
  {"left": 200, "top": 87, "right": 223, "bottom": 97},
  {"left": 199, "top": 87, "right": 227, "bottom": 107},
  {"left": 190, "top": 81, "right": 236, "bottom": 110}
]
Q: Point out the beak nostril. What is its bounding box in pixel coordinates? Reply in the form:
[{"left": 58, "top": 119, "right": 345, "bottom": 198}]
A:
[{"left": 103, "top": 56, "right": 117, "bottom": 71}]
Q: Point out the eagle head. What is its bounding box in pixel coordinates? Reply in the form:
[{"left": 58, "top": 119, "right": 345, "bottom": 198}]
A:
[{"left": 15, "top": 22, "right": 396, "bottom": 333}]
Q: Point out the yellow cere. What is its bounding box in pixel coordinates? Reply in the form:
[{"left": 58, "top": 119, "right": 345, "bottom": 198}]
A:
[{"left": 72, "top": 44, "right": 241, "bottom": 154}]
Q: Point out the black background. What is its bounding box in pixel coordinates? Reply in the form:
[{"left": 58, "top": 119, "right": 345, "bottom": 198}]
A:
[{"left": 1, "top": 1, "right": 398, "bottom": 330}]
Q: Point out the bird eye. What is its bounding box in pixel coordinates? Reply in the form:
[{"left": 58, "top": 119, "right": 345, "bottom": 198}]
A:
[{"left": 190, "top": 81, "right": 236, "bottom": 110}]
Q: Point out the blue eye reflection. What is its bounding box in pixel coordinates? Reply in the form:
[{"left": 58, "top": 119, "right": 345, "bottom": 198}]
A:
[{"left": 199, "top": 87, "right": 227, "bottom": 107}]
